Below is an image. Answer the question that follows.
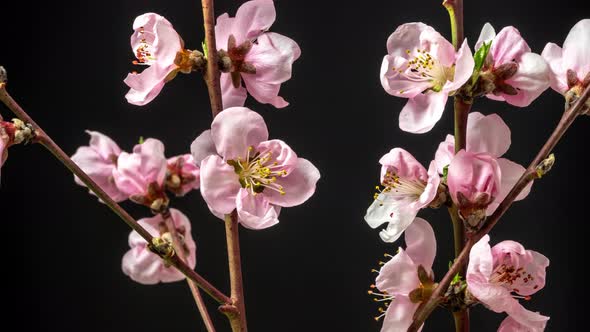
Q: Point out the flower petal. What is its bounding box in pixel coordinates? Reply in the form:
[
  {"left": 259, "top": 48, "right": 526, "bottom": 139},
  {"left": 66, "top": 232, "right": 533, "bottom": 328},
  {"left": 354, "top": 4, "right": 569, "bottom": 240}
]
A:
[
  {"left": 386, "top": 22, "right": 429, "bottom": 58},
  {"left": 246, "top": 32, "right": 301, "bottom": 85},
  {"left": 562, "top": 19, "right": 590, "bottom": 79},
  {"left": 211, "top": 107, "right": 269, "bottom": 160},
  {"left": 379, "top": 148, "right": 428, "bottom": 183},
  {"left": 199, "top": 155, "right": 241, "bottom": 214},
  {"left": 242, "top": 75, "right": 289, "bottom": 108},
  {"left": 124, "top": 65, "right": 172, "bottom": 106},
  {"left": 541, "top": 42, "right": 568, "bottom": 94},
  {"left": 448, "top": 150, "right": 501, "bottom": 204},
  {"left": 505, "top": 303, "right": 550, "bottom": 332},
  {"left": 381, "top": 296, "right": 421, "bottom": 332},
  {"left": 490, "top": 26, "right": 531, "bottom": 65},
  {"left": 376, "top": 248, "right": 420, "bottom": 295},
  {"left": 498, "top": 315, "right": 548, "bottom": 332},
  {"left": 236, "top": 188, "right": 279, "bottom": 229},
  {"left": 191, "top": 130, "right": 217, "bottom": 165},
  {"left": 86, "top": 130, "right": 122, "bottom": 160},
  {"left": 380, "top": 55, "right": 433, "bottom": 98},
  {"left": 476, "top": 23, "right": 496, "bottom": 50},
  {"left": 404, "top": 217, "right": 436, "bottom": 270},
  {"left": 265, "top": 158, "right": 320, "bottom": 207},
  {"left": 466, "top": 112, "right": 511, "bottom": 157},
  {"left": 434, "top": 134, "right": 455, "bottom": 174},
  {"left": 486, "top": 158, "right": 532, "bottom": 215},
  {"left": 399, "top": 92, "right": 448, "bottom": 134},
  {"left": 444, "top": 39, "right": 475, "bottom": 92},
  {"left": 233, "top": 0, "right": 276, "bottom": 42},
  {"left": 221, "top": 74, "right": 248, "bottom": 108},
  {"left": 501, "top": 52, "right": 550, "bottom": 107}
]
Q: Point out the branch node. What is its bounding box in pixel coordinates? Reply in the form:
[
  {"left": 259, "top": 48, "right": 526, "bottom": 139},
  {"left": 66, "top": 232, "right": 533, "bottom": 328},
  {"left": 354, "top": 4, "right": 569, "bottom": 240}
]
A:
[{"left": 535, "top": 153, "right": 556, "bottom": 179}]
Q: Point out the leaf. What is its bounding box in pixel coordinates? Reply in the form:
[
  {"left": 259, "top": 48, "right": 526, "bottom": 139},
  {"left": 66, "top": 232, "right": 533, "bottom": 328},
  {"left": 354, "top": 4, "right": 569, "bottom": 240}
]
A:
[
  {"left": 471, "top": 41, "right": 492, "bottom": 84},
  {"left": 138, "top": 136, "right": 144, "bottom": 144},
  {"left": 442, "top": 165, "right": 449, "bottom": 180},
  {"left": 202, "top": 41, "right": 208, "bottom": 59}
]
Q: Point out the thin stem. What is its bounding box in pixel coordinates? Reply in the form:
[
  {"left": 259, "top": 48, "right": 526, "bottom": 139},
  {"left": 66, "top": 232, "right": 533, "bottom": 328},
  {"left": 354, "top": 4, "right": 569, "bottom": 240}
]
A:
[
  {"left": 409, "top": 85, "right": 590, "bottom": 332},
  {"left": 443, "top": 0, "right": 464, "bottom": 49},
  {"left": 453, "top": 310, "right": 470, "bottom": 332},
  {"left": 224, "top": 211, "right": 248, "bottom": 332},
  {"left": 449, "top": 206, "right": 464, "bottom": 258},
  {"left": 202, "top": 0, "right": 223, "bottom": 117},
  {"left": 0, "top": 84, "right": 231, "bottom": 305},
  {"left": 162, "top": 210, "right": 216, "bottom": 332},
  {"left": 453, "top": 98, "right": 470, "bottom": 153}
]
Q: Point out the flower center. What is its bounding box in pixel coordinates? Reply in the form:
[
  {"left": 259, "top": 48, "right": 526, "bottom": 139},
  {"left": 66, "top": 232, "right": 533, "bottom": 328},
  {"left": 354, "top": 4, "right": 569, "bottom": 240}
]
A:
[
  {"left": 374, "top": 170, "right": 426, "bottom": 202},
  {"left": 228, "top": 146, "right": 287, "bottom": 195},
  {"left": 133, "top": 27, "right": 156, "bottom": 65},
  {"left": 490, "top": 263, "right": 538, "bottom": 296},
  {"left": 393, "top": 49, "right": 455, "bottom": 93}
]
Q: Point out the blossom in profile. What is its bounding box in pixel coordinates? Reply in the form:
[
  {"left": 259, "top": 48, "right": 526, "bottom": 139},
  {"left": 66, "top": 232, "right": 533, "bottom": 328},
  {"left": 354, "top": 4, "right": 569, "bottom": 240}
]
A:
[
  {"left": 124, "top": 13, "right": 198, "bottom": 106},
  {"left": 380, "top": 22, "right": 474, "bottom": 133},
  {"left": 122, "top": 209, "right": 196, "bottom": 284},
  {"left": 71, "top": 131, "right": 127, "bottom": 202},
  {"left": 467, "top": 235, "right": 550, "bottom": 331},
  {"left": 372, "top": 218, "right": 436, "bottom": 331},
  {"left": 365, "top": 148, "right": 440, "bottom": 242},
  {"left": 193, "top": 107, "right": 320, "bottom": 229},
  {"left": 215, "top": 0, "right": 301, "bottom": 108},
  {"left": 475, "top": 23, "right": 550, "bottom": 107}
]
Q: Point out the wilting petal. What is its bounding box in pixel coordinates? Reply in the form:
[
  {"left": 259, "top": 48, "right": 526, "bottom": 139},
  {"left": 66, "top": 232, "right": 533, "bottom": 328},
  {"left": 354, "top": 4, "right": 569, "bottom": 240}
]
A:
[
  {"left": 466, "top": 112, "right": 511, "bottom": 158},
  {"left": 365, "top": 199, "right": 417, "bottom": 243},
  {"left": 376, "top": 248, "right": 419, "bottom": 295},
  {"left": 211, "top": 107, "right": 269, "bottom": 160},
  {"left": 190, "top": 130, "right": 217, "bottom": 165},
  {"left": 505, "top": 303, "right": 549, "bottom": 332},
  {"left": 236, "top": 188, "right": 279, "bottom": 229},
  {"left": 131, "top": 13, "right": 181, "bottom": 66},
  {"left": 221, "top": 74, "right": 248, "bottom": 108},
  {"left": 399, "top": 92, "right": 448, "bottom": 134},
  {"left": 381, "top": 296, "right": 422, "bottom": 332},
  {"left": 86, "top": 130, "right": 121, "bottom": 160},
  {"left": 404, "top": 217, "right": 436, "bottom": 270},
  {"left": 265, "top": 158, "right": 320, "bottom": 207},
  {"left": 199, "top": 155, "right": 241, "bottom": 214},
  {"left": 492, "top": 240, "right": 549, "bottom": 296}
]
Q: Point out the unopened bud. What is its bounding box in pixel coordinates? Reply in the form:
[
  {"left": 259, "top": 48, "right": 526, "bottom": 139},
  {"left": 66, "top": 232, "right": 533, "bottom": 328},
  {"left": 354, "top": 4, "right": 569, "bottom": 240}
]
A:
[{"left": 535, "top": 153, "right": 555, "bottom": 179}]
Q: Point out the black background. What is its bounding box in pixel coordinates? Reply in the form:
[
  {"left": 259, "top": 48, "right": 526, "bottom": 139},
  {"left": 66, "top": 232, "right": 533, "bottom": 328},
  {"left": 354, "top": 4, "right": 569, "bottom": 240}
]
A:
[{"left": 1, "top": 0, "right": 588, "bottom": 331}]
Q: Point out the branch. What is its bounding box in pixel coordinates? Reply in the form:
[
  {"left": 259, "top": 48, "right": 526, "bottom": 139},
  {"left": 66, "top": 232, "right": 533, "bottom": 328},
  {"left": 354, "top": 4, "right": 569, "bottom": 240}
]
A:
[
  {"left": 202, "top": 0, "right": 223, "bottom": 117},
  {"left": 223, "top": 211, "right": 248, "bottom": 332},
  {"left": 408, "top": 85, "right": 590, "bottom": 332},
  {"left": 162, "top": 209, "right": 216, "bottom": 332},
  {"left": 0, "top": 83, "right": 231, "bottom": 305},
  {"left": 443, "top": 0, "right": 464, "bottom": 49}
]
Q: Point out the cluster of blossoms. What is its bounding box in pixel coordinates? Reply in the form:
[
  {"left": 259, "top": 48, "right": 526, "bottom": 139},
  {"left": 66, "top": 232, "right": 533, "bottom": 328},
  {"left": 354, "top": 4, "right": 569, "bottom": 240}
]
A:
[
  {"left": 68, "top": 0, "right": 319, "bottom": 286},
  {"left": 366, "top": 18, "right": 589, "bottom": 331}
]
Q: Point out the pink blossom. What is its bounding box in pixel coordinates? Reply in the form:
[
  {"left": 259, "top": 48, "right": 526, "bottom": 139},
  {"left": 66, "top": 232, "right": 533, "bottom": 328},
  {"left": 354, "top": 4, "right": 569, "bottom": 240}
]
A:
[
  {"left": 467, "top": 235, "right": 549, "bottom": 331},
  {"left": 542, "top": 19, "right": 590, "bottom": 95},
  {"left": 373, "top": 218, "right": 436, "bottom": 331},
  {"left": 365, "top": 148, "right": 440, "bottom": 242},
  {"left": 193, "top": 107, "right": 320, "bottom": 229},
  {"left": 380, "top": 22, "right": 475, "bottom": 133},
  {"left": 122, "top": 209, "right": 196, "bottom": 285},
  {"left": 113, "top": 138, "right": 168, "bottom": 209},
  {"left": 124, "top": 13, "right": 184, "bottom": 106},
  {"left": 476, "top": 24, "right": 549, "bottom": 107},
  {"left": 71, "top": 131, "right": 127, "bottom": 202},
  {"left": 498, "top": 316, "right": 547, "bottom": 332},
  {"left": 166, "top": 154, "right": 200, "bottom": 196},
  {"left": 435, "top": 112, "right": 532, "bottom": 215},
  {"left": 215, "top": 0, "right": 301, "bottom": 108}
]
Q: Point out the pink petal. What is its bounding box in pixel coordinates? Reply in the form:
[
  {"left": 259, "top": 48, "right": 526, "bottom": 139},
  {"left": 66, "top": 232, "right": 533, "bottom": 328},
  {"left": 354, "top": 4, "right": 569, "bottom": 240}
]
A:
[
  {"left": 215, "top": 13, "right": 236, "bottom": 51},
  {"left": 466, "top": 112, "right": 511, "bottom": 157},
  {"left": 167, "top": 154, "right": 200, "bottom": 195},
  {"left": 131, "top": 13, "right": 182, "bottom": 65},
  {"left": 264, "top": 158, "right": 320, "bottom": 207},
  {"left": 490, "top": 26, "right": 531, "bottom": 65},
  {"left": 541, "top": 43, "right": 568, "bottom": 94},
  {"left": 242, "top": 75, "right": 289, "bottom": 108},
  {"left": 133, "top": 138, "right": 168, "bottom": 186},
  {"left": 385, "top": 22, "right": 429, "bottom": 58},
  {"left": 199, "top": 155, "right": 241, "bottom": 214},
  {"left": 448, "top": 150, "right": 501, "bottom": 204},
  {"left": 236, "top": 188, "right": 279, "bottom": 229},
  {"left": 246, "top": 32, "right": 301, "bottom": 85},
  {"left": 376, "top": 248, "right": 419, "bottom": 295},
  {"left": 487, "top": 158, "right": 532, "bottom": 215},
  {"left": 498, "top": 315, "right": 547, "bottom": 332},
  {"left": 379, "top": 148, "right": 428, "bottom": 183},
  {"left": 505, "top": 303, "right": 549, "bottom": 332},
  {"left": 399, "top": 91, "right": 448, "bottom": 134},
  {"left": 381, "top": 296, "right": 422, "bottom": 332},
  {"left": 86, "top": 130, "right": 121, "bottom": 161},
  {"left": 492, "top": 240, "right": 549, "bottom": 296},
  {"left": 434, "top": 134, "right": 455, "bottom": 174},
  {"left": 417, "top": 161, "right": 441, "bottom": 209},
  {"left": 122, "top": 209, "right": 196, "bottom": 284},
  {"left": 124, "top": 65, "right": 172, "bottom": 106},
  {"left": 476, "top": 23, "right": 496, "bottom": 50},
  {"left": 501, "top": 53, "right": 550, "bottom": 107},
  {"left": 468, "top": 235, "right": 494, "bottom": 281},
  {"left": 256, "top": 139, "right": 299, "bottom": 174},
  {"left": 221, "top": 73, "right": 248, "bottom": 108},
  {"left": 71, "top": 146, "right": 127, "bottom": 202},
  {"left": 444, "top": 40, "right": 475, "bottom": 92},
  {"left": 211, "top": 107, "right": 269, "bottom": 160},
  {"left": 113, "top": 152, "right": 147, "bottom": 196},
  {"left": 190, "top": 130, "right": 217, "bottom": 165},
  {"left": 404, "top": 217, "right": 436, "bottom": 270},
  {"left": 233, "top": 0, "right": 276, "bottom": 43},
  {"left": 419, "top": 28, "right": 456, "bottom": 67},
  {"left": 562, "top": 19, "right": 590, "bottom": 79}
]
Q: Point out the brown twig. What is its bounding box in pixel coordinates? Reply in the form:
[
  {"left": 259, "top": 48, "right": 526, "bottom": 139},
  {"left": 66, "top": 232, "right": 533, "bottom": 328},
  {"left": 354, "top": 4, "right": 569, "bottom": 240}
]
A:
[
  {"left": 408, "top": 85, "right": 590, "bottom": 332},
  {"left": 0, "top": 83, "right": 231, "bottom": 305},
  {"left": 224, "top": 211, "right": 248, "bottom": 332},
  {"left": 202, "top": 0, "right": 223, "bottom": 117}
]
